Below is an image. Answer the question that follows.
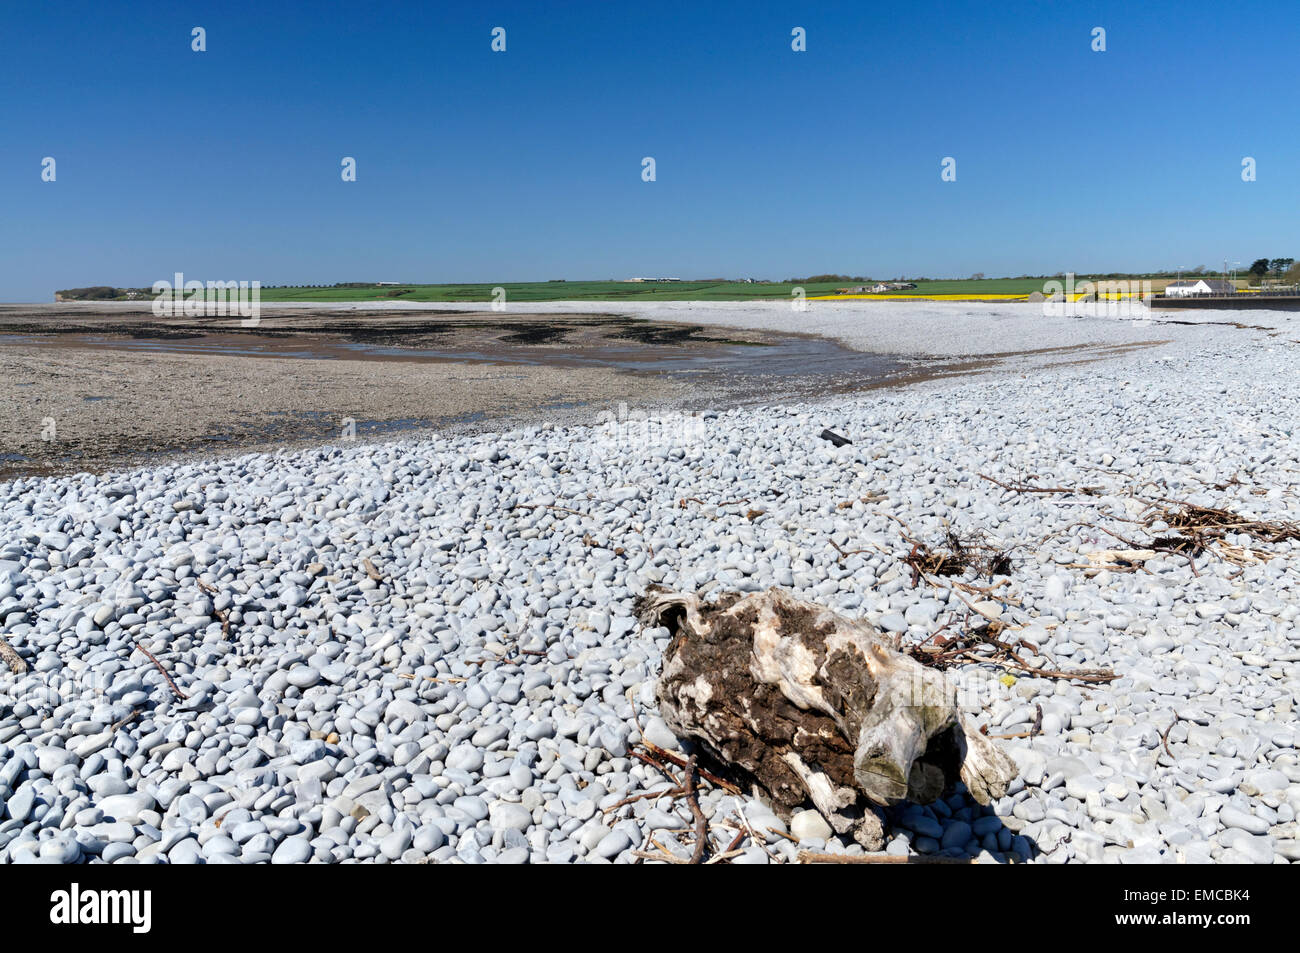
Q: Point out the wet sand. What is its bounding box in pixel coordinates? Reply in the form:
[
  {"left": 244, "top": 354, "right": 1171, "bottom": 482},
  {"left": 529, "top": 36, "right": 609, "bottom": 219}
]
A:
[
  {"left": 0, "top": 304, "right": 1160, "bottom": 479},
  {"left": 0, "top": 306, "right": 896, "bottom": 478}
]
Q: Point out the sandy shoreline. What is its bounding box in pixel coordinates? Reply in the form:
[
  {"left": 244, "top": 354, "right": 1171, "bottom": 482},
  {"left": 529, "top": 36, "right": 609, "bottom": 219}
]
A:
[
  {"left": 0, "top": 306, "right": 808, "bottom": 478},
  {"left": 0, "top": 301, "right": 1220, "bottom": 480}
]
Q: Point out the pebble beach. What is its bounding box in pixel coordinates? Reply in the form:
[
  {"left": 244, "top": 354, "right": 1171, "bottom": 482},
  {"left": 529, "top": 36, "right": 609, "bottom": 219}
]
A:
[{"left": 1, "top": 301, "right": 1298, "bottom": 864}]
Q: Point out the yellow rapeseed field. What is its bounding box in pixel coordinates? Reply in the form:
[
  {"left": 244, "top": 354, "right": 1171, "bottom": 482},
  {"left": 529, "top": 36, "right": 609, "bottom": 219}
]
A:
[{"left": 808, "top": 292, "right": 1151, "bottom": 302}]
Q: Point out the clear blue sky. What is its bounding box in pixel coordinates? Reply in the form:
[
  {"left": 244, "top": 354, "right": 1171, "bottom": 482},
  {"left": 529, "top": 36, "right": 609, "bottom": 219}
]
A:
[{"left": 1, "top": 0, "right": 1296, "bottom": 300}]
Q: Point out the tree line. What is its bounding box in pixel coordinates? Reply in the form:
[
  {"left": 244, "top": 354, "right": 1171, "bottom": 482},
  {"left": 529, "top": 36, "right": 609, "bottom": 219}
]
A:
[{"left": 1248, "top": 258, "right": 1295, "bottom": 280}]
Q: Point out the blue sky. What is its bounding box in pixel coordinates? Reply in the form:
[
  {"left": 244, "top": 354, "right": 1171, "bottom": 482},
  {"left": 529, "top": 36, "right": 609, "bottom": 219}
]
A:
[{"left": 1, "top": 0, "right": 1296, "bottom": 300}]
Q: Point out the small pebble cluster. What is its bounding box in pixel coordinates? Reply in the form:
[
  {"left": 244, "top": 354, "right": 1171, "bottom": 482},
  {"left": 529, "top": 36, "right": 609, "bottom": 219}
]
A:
[{"left": 1, "top": 317, "right": 1297, "bottom": 863}]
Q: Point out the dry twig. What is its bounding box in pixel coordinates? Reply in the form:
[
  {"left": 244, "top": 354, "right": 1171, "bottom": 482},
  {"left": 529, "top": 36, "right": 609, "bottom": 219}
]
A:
[
  {"left": 682, "top": 754, "right": 709, "bottom": 865},
  {"left": 602, "top": 786, "right": 687, "bottom": 815},
  {"left": 196, "top": 579, "right": 232, "bottom": 639},
  {"left": 133, "top": 641, "right": 187, "bottom": 700},
  {"left": 978, "top": 473, "right": 1101, "bottom": 496},
  {"left": 1161, "top": 714, "right": 1182, "bottom": 757},
  {"left": 639, "top": 740, "right": 743, "bottom": 795},
  {"left": 110, "top": 708, "right": 142, "bottom": 732}
]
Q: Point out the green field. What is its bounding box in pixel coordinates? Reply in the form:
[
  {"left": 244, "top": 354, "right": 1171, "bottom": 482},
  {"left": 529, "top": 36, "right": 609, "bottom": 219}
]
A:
[{"left": 253, "top": 278, "right": 1064, "bottom": 303}]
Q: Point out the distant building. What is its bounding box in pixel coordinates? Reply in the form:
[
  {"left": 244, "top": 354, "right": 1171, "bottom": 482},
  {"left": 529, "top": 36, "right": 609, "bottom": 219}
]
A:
[
  {"left": 375, "top": 281, "right": 403, "bottom": 286},
  {"left": 1165, "top": 279, "right": 1236, "bottom": 297},
  {"left": 838, "top": 281, "right": 916, "bottom": 294}
]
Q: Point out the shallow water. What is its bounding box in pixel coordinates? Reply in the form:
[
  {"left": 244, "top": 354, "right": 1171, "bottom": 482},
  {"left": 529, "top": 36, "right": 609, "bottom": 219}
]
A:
[
  {"left": 0, "top": 329, "right": 900, "bottom": 382},
  {"left": 0, "top": 311, "right": 960, "bottom": 480}
]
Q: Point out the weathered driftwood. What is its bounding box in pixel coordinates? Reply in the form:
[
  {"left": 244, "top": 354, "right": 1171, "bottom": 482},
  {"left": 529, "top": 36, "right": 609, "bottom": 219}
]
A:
[
  {"left": 639, "top": 586, "right": 1016, "bottom": 850},
  {"left": 0, "top": 634, "right": 27, "bottom": 675},
  {"left": 1086, "top": 548, "right": 1157, "bottom": 569}
]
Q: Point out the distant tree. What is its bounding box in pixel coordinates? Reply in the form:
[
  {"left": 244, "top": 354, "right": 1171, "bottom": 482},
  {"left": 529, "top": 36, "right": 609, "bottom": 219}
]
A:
[
  {"left": 1191, "top": 265, "right": 1206, "bottom": 275},
  {"left": 1269, "top": 257, "right": 1294, "bottom": 276},
  {"left": 55, "top": 286, "right": 120, "bottom": 300},
  {"left": 970, "top": 272, "right": 985, "bottom": 280},
  {"left": 1283, "top": 262, "right": 1300, "bottom": 285},
  {"left": 1249, "top": 258, "right": 1271, "bottom": 277}
]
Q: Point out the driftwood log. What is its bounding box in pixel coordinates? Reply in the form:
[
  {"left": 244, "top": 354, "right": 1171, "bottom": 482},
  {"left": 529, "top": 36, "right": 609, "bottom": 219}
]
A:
[{"left": 638, "top": 586, "right": 1016, "bottom": 850}]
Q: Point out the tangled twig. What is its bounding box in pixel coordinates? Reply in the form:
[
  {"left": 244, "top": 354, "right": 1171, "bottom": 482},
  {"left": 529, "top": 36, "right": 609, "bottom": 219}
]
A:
[
  {"left": 902, "top": 529, "right": 1013, "bottom": 583},
  {"left": 904, "top": 615, "right": 1116, "bottom": 684}
]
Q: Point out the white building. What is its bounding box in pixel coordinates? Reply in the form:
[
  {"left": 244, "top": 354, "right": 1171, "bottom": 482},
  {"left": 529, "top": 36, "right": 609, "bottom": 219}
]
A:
[{"left": 1165, "top": 279, "right": 1235, "bottom": 297}]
